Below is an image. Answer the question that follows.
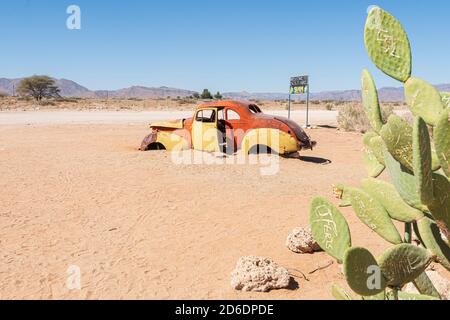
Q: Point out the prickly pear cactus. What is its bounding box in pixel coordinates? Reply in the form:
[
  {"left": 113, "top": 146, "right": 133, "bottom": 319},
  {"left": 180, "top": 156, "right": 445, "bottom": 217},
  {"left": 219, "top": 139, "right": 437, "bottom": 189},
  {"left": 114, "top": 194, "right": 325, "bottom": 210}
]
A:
[
  {"left": 405, "top": 78, "right": 445, "bottom": 126},
  {"left": 413, "top": 117, "right": 434, "bottom": 205},
  {"left": 384, "top": 150, "right": 426, "bottom": 212},
  {"left": 361, "top": 178, "right": 424, "bottom": 223},
  {"left": 385, "top": 291, "right": 439, "bottom": 301},
  {"left": 435, "top": 109, "right": 450, "bottom": 177},
  {"left": 333, "top": 183, "right": 352, "bottom": 207},
  {"left": 345, "top": 187, "right": 402, "bottom": 244},
  {"left": 343, "top": 247, "right": 387, "bottom": 296},
  {"left": 331, "top": 284, "right": 354, "bottom": 300},
  {"left": 428, "top": 173, "right": 450, "bottom": 234},
  {"left": 442, "top": 92, "right": 450, "bottom": 109},
  {"left": 412, "top": 272, "right": 441, "bottom": 299},
  {"left": 309, "top": 197, "right": 351, "bottom": 263},
  {"left": 364, "top": 6, "right": 411, "bottom": 82},
  {"left": 362, "top": 70, "right": 384, "bottom": 133},
  {"left": 416, "top": 217, "right": 450, "bottom": 271},
  {"left": 368, "top": 135, "right": 386, "bottom": 165},
  {"left": 363, "top": 132, "right": 385, "bottom": 177},
  {"left": 378, "top": 244, "right": 435, "bottom": 287},
  {"left": 381, "top": 115, "right": 414, "bottom": 170},
  {"left": 307, "top": 6, "right": 449, "bottom": 300}
]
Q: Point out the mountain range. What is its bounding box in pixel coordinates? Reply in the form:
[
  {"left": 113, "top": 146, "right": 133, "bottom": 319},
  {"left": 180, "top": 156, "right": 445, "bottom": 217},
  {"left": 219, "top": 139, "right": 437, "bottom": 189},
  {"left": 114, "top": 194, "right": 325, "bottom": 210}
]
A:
[{"left": 1, "top": 77, "right": 449, "bottom": 102}]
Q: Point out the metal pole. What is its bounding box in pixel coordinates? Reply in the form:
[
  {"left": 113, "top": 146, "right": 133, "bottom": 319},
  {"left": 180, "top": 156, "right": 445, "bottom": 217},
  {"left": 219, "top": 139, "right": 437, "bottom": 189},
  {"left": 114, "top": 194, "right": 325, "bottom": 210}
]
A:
[
  {"left": 288, "top": 90, "right": 291, "bottom": 120},
  {"left": 305, "top": 84, "right": 310, "bottom": 128}
]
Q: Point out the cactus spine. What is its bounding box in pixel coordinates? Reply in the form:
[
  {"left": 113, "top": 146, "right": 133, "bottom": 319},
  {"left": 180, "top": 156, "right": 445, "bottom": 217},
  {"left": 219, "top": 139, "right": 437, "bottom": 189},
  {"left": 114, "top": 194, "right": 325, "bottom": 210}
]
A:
[{"left": 307, "top": 6, "right": 449, "bottom": 300}]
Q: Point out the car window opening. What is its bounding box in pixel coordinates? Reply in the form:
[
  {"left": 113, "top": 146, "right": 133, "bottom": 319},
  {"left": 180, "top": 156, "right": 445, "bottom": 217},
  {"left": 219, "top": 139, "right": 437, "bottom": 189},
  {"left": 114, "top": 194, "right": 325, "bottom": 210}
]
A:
[
  {"left": 226, "top": 109, "right": 241, "bottom": 121},
  {"left": 196, "top": 110, "right": 216, "bottom": 123},
  {"left": 249, "top": 104, "right": 262, "bottom": 114}
]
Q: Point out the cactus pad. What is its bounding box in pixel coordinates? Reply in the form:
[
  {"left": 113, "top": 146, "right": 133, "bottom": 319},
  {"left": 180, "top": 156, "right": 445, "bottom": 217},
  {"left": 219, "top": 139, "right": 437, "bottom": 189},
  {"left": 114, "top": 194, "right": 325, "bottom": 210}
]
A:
[
  {"left": 412, "top": 272, "right": 441, "bottom": 299},
  {"left": 405, "top": 77, "right": 445, "bottom": 126},
  {"left": 346, "top": 187, "right": 403, "bottom": 244},
  {"left": 386, "top": 291, "right": 439, "bottom": 300},
  {"left": 333, "top": 183, "right": 352, "bottom": 207},
  {"left": 343, "top": 247, "right": 387, "bottom": 296},
  {"left": 381, "top": 115, "right": 414, "bottom": 171},
  {"left": 309, "top": 197, "right": 351, "bottom": 263},
  {"left": 413, "top": 117, "right": 434, "bottom": 205},
  {"left": 416, "top": 217, "right": 450, "bottom": 272},
  {"left": 331, "top": 284, "right": 355, "bottom": 300},
  {"left": 434, "top": 109, "right": 450, "bottom": 177},
  {"left": 361, "top": 178, "right": 423, "bottom": 223},
  {"left": 362, "top": 70, "right": 384, "bottom": 133},
  {"left": 364, "top": 7, "right": 411, "bottom": 82},
  {"left": 363, "top": 141, "right": 385, "bottom": 178},
  {"left": 442, "top": 92, "right": 450, "bottom": 109},
  {"left": 368, "top": 135, "right": 386, "bottom": 165},
  {"left": 384, "top": 150, "right": 427, "bottom": 212},
  {"left": 428, "top": 173, "right": 450, "bottom": 234},
  {"left": 378, "top": 244, "right": 435, "bottom": 287}
]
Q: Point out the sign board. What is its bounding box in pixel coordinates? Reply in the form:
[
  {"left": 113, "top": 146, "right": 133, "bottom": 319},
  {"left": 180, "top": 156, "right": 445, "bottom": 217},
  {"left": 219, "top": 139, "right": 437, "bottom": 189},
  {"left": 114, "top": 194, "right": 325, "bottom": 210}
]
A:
[
  {"left": 290, "top": 76, "right": 309, "bottom": 94},
  {"left": 288, "top": 75, "right": 310, "bottom": 127}
]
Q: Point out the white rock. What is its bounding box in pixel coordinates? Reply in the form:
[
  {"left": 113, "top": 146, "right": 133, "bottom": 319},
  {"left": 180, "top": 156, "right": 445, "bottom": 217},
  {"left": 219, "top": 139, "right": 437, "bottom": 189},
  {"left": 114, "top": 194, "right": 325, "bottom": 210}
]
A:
[
  {"left": 286, "top": 227, "right": 321, "bottom": 254},
  {"left": 231, "top": 256, "right": 290, "bottom": 292}
]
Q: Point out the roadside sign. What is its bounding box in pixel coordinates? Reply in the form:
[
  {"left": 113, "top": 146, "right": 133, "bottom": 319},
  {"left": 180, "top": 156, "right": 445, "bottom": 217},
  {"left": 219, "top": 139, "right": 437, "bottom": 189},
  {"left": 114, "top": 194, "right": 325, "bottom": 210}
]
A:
[
  {"left": 288, "top": 75, "right": 310, "bottom": 128},
  {"left": 290, "top": 76, "right": 309, "bottom": 88}
]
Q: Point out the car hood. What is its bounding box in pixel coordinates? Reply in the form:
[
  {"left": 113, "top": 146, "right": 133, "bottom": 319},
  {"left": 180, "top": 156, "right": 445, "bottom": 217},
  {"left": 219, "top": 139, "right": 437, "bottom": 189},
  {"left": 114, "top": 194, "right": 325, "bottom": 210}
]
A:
[{"left": 150, "top": 119, "right": 184, "bottom": 129}]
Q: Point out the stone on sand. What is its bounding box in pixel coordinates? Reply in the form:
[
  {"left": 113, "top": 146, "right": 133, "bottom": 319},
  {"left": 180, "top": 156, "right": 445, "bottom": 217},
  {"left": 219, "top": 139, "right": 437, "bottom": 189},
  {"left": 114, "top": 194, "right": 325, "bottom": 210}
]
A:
[
  {"left": 231, "top": 256, "right": 290, "bottom": 292},
  {"left": 286, "top": 227, "right": 321, "bottom": 254}
]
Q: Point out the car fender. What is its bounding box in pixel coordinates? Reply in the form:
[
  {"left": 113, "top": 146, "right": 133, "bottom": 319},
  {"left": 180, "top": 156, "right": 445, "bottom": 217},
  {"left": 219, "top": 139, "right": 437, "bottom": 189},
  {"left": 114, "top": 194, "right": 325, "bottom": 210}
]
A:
[
  {"left": 141, "top": 130, "right": 190, "bottom": 151},
  {"left": 241, "top": 128, "right": 298, "bottom": 155}
]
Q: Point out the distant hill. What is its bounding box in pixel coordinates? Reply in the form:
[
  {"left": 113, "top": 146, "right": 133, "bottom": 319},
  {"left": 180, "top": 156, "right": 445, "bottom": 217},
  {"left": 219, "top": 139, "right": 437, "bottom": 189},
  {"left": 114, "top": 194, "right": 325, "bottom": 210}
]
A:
[
  {"left": 224, "top": 84, "right": 450, "bottom": 102},
  {"left": 0, "top": 77, "right": 448, "bottom": 102},
  {"left": 0, "top": 78, "right": 197, "bottom": 99},
  {"left": 99, "top": 86, "right": 198, "bottom": 99}
]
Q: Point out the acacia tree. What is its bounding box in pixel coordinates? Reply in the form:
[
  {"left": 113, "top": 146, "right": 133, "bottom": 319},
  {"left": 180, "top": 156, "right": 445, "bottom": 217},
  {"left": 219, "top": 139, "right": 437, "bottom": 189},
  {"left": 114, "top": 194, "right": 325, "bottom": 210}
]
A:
[{"left": 18, "top": 76, "right": 61, "bottom": 101}]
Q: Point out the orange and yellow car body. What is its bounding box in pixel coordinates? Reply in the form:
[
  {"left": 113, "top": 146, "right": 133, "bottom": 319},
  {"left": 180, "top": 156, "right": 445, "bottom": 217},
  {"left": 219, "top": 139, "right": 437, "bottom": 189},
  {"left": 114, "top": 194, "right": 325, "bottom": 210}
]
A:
[{"left": 140, "top": 100, "right": 315, "bottom": 155}]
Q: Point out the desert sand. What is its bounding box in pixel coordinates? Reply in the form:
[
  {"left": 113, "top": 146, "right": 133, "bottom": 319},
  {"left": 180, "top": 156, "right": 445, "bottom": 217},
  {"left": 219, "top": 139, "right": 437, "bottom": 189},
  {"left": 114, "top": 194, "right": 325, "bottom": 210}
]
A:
[{"left": 0, "top": 111, "right": 448, "bottom": 300}]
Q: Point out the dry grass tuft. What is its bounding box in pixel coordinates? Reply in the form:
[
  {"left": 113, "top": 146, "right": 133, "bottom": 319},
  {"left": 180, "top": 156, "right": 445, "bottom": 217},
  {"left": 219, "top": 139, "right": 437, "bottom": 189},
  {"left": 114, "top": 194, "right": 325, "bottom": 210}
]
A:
[{"left": 337, "top": 102, "right": 394, "bottom": 133}]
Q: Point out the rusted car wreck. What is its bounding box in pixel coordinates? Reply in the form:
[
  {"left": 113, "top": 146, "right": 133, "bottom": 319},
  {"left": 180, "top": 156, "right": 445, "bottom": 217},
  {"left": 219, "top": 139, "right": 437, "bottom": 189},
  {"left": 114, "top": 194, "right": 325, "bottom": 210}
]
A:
[{"left": 140, "top": 100, "right": 316, "bottom": 155}]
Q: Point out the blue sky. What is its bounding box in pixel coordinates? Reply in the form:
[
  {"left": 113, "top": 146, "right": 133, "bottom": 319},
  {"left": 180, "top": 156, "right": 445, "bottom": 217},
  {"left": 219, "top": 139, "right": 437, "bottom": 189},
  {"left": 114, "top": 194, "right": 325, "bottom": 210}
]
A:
[{"left": 0, "top": 0, "right": 449, "bottom": 93}]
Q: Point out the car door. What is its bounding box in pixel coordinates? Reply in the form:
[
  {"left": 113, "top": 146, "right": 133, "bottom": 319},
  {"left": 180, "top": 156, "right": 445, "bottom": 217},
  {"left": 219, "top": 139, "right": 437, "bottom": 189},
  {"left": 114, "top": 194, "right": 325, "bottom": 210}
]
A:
[
  {"left": 192, "top": 108, "right": 219, "bottom": 152},
  {"left": 225, "top": 107, "right": 247, "bottom": 150}
]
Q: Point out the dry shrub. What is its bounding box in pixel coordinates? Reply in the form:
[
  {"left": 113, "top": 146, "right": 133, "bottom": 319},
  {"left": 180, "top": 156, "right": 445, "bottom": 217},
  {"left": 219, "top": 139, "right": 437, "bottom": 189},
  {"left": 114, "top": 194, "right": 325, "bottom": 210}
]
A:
[
  {"left": 337, "top": 102, "right": 393, "bottom": 133},
  {"left": 325, "top": 103, "right": 334, "bottom": 111},
  {"left": 177, "top": 98, "right": 196, "bottom": 105},
  {"left": 56, "top": 97, "right": 79, "bottom": 103},
  {"left": 38, "top": 100, "right": 56, "bottom": 106},
  {"left": 400, "top": 110, "right": 414, "bottom": 125}
]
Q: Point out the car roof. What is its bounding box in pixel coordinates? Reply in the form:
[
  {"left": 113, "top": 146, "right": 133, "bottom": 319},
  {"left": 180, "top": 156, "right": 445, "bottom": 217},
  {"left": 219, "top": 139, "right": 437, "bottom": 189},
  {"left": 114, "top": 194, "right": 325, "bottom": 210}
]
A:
[{"left": 197, "top": 100, "right": 253, "bottom": 112}]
